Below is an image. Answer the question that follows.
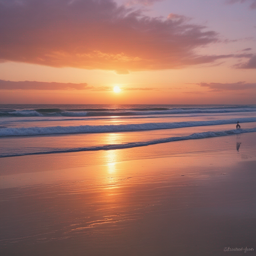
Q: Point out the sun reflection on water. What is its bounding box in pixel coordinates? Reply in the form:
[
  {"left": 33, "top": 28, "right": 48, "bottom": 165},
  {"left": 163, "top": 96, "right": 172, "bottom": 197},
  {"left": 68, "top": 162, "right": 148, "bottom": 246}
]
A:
[{"left": 106, "top": 132, "right": 120, "bottom": 145}]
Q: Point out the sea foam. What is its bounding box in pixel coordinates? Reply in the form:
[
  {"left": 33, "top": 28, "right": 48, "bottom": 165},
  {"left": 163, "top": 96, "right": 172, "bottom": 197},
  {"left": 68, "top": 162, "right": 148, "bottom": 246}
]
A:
[
  {"left": 1, "top": 106, "right": 256, "bottom": 117},
  {"left": 1, "top": 127, "right": 256, "bottom": 158},
  {"left": 1, "top": 117, "right": 256, "bottom": 137}
]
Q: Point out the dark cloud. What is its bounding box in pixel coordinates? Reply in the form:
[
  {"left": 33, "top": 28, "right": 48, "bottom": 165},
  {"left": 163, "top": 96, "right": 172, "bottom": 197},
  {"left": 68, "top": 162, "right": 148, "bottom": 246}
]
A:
[
  {"left": 226, "top": 0, "right": 256, "bottom": 9},
  {"left": 199, "top": 82, "right": 256, "bottom": 91},
  {"left": 0, "top": 0, "right": 231, "bottom": 73},
  {"left": 236, "top": 55, "right": 256, "bottom": 68},
  {"left": 0, "top": 80, "right": 88, "bottom": 90},
  {"left": 234, "top": 53, "right": 253, "bottom": 58},
  {"left": 242, "top": 48, "right": 252, "bottom": 51}
]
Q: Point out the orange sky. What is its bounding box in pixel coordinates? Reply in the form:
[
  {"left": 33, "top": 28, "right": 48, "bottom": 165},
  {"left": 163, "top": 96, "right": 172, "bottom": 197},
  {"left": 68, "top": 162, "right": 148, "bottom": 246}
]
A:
[{"left": 0, "top": 0, "right": 255, "bottom": 104}]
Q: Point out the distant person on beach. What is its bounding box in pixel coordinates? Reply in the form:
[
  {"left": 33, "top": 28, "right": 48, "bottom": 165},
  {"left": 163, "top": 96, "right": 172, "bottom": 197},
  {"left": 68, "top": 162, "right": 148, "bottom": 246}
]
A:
[{"left": 236, "top": 121, "right": 241, "bottom": 129}]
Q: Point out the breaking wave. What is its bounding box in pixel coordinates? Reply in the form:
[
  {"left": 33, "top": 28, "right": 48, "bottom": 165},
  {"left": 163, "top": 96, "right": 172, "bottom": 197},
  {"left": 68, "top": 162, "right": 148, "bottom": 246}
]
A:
[
  {"left": 1, "top": 127, "right": 256, "bottom": 158},
  {"left": 1, "top": 106, "right": 256, "bottom": 117},
  {"left": 1, "top": 117, "right": 256, "bottom": 137}
]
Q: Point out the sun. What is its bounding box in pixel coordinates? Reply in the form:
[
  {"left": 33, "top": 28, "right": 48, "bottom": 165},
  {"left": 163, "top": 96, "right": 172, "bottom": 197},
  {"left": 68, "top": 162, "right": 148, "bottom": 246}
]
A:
[{"left": 113, "top": 85, "right": 121, "bottom": 93}]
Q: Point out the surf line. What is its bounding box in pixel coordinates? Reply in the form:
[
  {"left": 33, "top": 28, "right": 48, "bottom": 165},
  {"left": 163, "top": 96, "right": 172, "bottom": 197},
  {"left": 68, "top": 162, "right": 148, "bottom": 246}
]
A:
[
  {"left": 1, "top": 117, "right": 256, "bottom": 137},
  {"left": 1, "top": 127, "right": 256, "bottom": 158}
]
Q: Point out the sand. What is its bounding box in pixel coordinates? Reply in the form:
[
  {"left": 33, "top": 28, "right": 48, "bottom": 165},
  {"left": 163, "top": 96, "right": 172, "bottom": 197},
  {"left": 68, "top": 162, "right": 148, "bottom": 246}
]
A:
[{"left": 1, "top": 132, "right": 256, "bottom": 256}]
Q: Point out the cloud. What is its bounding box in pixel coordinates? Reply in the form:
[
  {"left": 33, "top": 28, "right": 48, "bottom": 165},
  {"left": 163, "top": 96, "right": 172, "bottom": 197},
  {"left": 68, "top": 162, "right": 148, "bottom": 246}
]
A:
[
  {"left": 242, "top": 48, "right": 252, "bottom": 51},
  {"left": 125, "top": 0, "right": 163, "bottom": 6},
  {"left": 0, "top": 80, "right": 173, "bottom": 94},
  {"left": 0, "top": 80, "right": 160, "bottom": 91},
  {"left": 236, "top": 55, "right": 256, "bottom": 68},
  {"left": 0, "top": 0, "right": 231, "bottom": 73},
  {"left": 226, "top": 0, "right": 256, "bottom": 9},
  {"left": 234, "top": 53, "right": 253, "bottom": 58},
  {"left": 0, "top": 80, "right": 88, "bottom": 90},
  {"left": 199, "top": 82, "right": 256, "bottom": 91}
]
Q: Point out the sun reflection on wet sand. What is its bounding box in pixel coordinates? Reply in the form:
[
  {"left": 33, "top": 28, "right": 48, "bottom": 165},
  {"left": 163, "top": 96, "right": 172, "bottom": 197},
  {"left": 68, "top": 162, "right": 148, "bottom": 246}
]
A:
[
  {"left": 105, "top": 134, "right": 118, "bottom": 186},
  {"left": 105, "top": 150, "right": 121, "bottom": 198},
  {"left": 2, "top": 134, "right": 256, "bottom": 256},
  {"left": 107, "top": 162, "right": 116, "bottom": 174}
]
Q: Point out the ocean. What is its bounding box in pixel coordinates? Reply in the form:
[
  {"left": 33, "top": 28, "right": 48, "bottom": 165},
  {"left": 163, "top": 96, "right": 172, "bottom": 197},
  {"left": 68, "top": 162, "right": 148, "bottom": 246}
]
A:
[
  {"left": 1, "top": 104, "right": 256, "bottom": 256},
  {"left": 1, "top": 104, "right": 256, "bottom": 158}
]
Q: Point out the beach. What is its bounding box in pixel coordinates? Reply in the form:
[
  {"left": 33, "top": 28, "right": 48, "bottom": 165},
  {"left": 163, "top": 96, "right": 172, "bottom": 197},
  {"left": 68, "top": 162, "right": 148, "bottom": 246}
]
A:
[
  {"left": 1, "top": 134, "right": 256, "bottom": 254},
  {"left": 1, "top": 0, "right": 256, "bottom": 254},
  {"left": 1, "top": 105, "right": 256, "bottom": 255}
]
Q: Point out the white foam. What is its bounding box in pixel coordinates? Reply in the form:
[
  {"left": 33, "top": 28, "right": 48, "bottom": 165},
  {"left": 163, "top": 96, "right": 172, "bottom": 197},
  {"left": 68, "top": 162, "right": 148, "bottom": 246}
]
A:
[
  {"left": 0, "top": 110, "right": 43, "bottom": 117},
  {"left": 1, "top": 106, "right": 256, "bottom": 117},
  {"left": 61, "top": 111, "right": 88, "bottom": 116},
  {"left": 0, "top": 117, "right": 256, "bottom": 137},
  {"left": 1, "top": 127, "right": 256, "bottom": 158}
]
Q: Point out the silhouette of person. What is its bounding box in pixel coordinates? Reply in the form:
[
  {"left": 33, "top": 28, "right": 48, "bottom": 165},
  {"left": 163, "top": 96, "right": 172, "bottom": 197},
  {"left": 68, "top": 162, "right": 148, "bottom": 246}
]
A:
[{"left": 236, "top": 121, "right": 241, "bottom": 129}]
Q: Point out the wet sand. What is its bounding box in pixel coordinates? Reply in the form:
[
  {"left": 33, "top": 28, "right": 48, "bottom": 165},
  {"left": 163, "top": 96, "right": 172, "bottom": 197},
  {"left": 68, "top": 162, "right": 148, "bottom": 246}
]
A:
[{"left": 1, "top": 133, "right": 256, "bottom": 256}]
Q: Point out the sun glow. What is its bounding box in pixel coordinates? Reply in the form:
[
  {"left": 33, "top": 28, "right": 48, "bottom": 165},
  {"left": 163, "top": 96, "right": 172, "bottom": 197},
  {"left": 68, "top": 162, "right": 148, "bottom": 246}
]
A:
[{"left": 113, "top": 85, "right": 121, "bottom": 93}]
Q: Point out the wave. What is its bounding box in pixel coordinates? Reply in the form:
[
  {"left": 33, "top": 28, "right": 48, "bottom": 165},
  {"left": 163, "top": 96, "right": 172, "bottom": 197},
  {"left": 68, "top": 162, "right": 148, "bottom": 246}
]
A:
[
  {"left": 0, "top": 110, "right": 43, "bottom": 117},
  {"left": 1, "top": 106, "right": 256, "bottom": 117},
  {"left": 1, "top": 117, "right": 256, "bottom": 137},
  {"left": 2, "top": 112, "right": 244, "bottom": 124},
  {"left": 1, "top": 127, "right": 256, "bottom": 158}
]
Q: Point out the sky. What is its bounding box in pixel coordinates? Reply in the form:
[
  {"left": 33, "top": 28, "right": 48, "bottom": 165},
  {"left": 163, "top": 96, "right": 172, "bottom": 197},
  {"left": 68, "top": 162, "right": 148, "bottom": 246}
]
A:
[{"left": 0, "top": 0, "right": 255, "bottom": 104}]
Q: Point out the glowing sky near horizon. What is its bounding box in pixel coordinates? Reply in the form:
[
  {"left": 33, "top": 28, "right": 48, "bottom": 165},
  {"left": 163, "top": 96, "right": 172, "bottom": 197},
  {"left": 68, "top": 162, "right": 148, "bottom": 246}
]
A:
[{"left": 0, "top": 0, "right": 255, "bottom": 104}]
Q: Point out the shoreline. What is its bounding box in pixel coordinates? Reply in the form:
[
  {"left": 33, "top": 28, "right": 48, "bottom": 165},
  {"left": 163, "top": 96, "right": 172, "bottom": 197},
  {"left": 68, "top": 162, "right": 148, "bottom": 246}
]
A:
[{"left": 1, "top": 133, "right": 256, "bottom": 255}]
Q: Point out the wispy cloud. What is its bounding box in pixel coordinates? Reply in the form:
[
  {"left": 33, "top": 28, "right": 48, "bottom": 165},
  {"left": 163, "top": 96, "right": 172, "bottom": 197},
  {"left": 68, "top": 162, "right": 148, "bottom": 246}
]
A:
[
  {"left": 199, "top": 81, "right": 256, "bottom": 91},
  {"left": 242, "top": 48, "right": 252, "bottom": 51},
  {"left": 0, "top": 80, "right": 88, "bottom": 90},
  {"left": 236, "top": 55, "right": 256, "bottom": 68},
  {"left": 0, "top": 0, "right": 233, "bottom": 73},
  {"left": 0, "top": 80, "right": 162, "bottom": 92},
  {"left": 125, "top": 0, "right": 163, "bottom": 6},
  {"left": 226, "top": 0, "right": 256, "bottom": 9}
]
